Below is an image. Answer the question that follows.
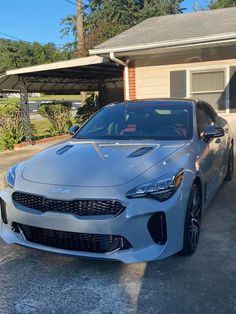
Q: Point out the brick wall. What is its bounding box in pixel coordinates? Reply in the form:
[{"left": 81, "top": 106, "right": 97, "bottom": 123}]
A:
[{"left": 124, "top": 60, "right": 136, "bottom": 100}]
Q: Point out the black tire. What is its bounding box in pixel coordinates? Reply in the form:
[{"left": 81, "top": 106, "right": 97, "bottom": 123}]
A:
[
  {"left": 181, "top": 183, "right": 202, "bottom": 256},
  {"left": 224, "top": 144, "right": 234, "bottom": 181}
]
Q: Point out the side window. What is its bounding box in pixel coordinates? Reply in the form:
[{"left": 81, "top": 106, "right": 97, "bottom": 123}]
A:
[
  {"left": 196, "top": 104, "right": 209, "bottom": 138},
  {"left": 204, "top": 103, "right": 218, "bottom": 124}
]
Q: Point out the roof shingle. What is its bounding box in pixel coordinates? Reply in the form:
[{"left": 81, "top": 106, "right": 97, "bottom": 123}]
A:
[{"left": 93, "top": 7, "right": 236, "bottom": 52}]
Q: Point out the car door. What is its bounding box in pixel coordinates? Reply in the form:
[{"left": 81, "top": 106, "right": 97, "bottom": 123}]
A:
[
  {"left": 196, "top": 102, "right": 220, "bottom": 200},
  {"left": 204, "top": 102, "right": 227, "bottom": 180}
]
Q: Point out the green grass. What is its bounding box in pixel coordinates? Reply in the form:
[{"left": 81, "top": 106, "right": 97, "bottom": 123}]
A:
[
  {"left": 31, "top": 119, "right": 52, "bottom": 139},
  {"left": 29, "top": 95, "right": 81, "bottom": 101},
  {"left": 0, "top": 95, "right": 81, "bottom": 103}
]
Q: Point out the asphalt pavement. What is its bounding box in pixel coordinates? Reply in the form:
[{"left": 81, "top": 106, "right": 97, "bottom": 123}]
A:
[{"left": 0, "top": 146, "right": 235, "bottom": 314}]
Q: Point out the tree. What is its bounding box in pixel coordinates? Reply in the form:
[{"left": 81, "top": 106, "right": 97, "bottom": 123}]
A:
[
  {"left": 75, "top": 93, "right": 99, "bottom": 125},
  {"left": 38, "top": 102, "right": 72, "bottom": 135},
  {"left": 209, "top": 0, "right": 236, "bottom": 9},
  {"left": 0, "top": 39, "right": 70, "bottom": 74},
  {"left": 61, "top": 0, "right": 184, "bottom": 52},
  {"left": 77, "top": 0, "right": 89, "bottom": 57},
  {"left": 137, "top": 0, "right": 184, "bottom": 21}
]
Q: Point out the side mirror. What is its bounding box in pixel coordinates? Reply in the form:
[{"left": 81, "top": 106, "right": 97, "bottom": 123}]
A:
[
  {"left": 69, "top": 125, "right": 79, "bottom": 135},
  {"left": 203, "top": 125, "right": 225, "bottom": 141}
]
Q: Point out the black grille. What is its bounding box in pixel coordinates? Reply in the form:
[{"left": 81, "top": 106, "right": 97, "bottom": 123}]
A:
[
  {"left": 12, "top": 223, "right": 131, "bottom": 253},
  {"left": 12, "top": 192, "right": 125, "bottom": 217}
]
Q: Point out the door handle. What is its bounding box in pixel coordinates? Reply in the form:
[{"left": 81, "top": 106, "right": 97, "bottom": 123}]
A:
[{"left": 215, "top": 138, "right": 221, "bottom": 144}]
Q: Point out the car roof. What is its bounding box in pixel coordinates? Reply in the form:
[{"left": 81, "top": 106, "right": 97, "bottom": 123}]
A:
[{"left": 106, "top": 98, "right": 197, "bottom": 108}]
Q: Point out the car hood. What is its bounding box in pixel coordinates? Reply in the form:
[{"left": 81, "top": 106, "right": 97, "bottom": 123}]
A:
[{"left": 22, "top": 140, "right": 185, "bottom": 187}]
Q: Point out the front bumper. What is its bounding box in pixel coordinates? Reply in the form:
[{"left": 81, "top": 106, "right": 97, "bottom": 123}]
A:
[{"left": 0, "top": 186, "right": 188, "bottom": 263}]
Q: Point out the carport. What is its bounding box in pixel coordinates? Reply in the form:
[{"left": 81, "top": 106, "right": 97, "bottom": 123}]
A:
[{"left": 0, "top": 56, "right": 124, "bottom": 141}]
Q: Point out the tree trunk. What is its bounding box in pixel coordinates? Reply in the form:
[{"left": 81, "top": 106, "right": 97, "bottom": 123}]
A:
[{"left": 77, "top": 0, "right": 89, "bottom": 105}]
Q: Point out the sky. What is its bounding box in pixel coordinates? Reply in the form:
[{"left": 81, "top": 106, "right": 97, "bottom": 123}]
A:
[{"left": 0, "top": 0, "right": 209, "bottom": 47}]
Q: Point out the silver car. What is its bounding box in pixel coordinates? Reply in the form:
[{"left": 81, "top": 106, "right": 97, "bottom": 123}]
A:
[{"left": 0, "top": 99, "right": 234, "bottom": 263}]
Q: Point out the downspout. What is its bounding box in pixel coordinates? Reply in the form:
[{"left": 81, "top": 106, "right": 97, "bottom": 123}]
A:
[{"left": 109, "top": 52, "right": 130, "bottom": 101}]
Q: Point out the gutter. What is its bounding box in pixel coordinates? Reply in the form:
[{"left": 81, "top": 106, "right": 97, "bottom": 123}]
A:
[
  {"left": 109, "top": 52, "right": 130, "bottom": 101},
  {"left": 90, "top": 32, "right": 236, "bottom": 55}
]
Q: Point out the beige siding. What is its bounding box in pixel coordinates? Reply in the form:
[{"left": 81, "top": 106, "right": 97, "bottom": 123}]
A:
[
  {"left": 220, "top": 114, "right": 236, "bottom": 140},
  {"left": 135, "top": 66, "right": 170, "bottom": 98},
  {"left": 136, "top": 57, "right": 236, "bottom": 99},
  {"left": 135, "top": 52, "right": 236, "bottom": 137}
]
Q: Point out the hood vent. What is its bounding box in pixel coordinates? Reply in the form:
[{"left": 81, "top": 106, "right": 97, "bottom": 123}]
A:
[
  {"left": 128, "top": 146, "right": 154, "bottom": 158},
  {"left": 56, "top": 145, "right": 73, "bottom": 155}
]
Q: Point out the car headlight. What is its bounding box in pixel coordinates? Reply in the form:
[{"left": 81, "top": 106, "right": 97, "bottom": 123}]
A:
[
  {"left": 126, "top": 169, "right": 184, "bottom": 201},
  {"left": 4, "top": 164, "right": 18, "bottom": 188}
]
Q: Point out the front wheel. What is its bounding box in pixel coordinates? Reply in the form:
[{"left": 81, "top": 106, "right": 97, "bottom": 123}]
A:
[{"left": 181, "top": 183, "right": 202, "bottom": 256}]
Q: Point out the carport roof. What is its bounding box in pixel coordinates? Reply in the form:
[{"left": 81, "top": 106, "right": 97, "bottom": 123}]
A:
[{"left": 0, "top": 55, "right": 123, "bottom": 93}]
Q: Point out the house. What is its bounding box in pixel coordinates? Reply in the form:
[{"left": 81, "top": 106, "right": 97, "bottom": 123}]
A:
[
  {"left": 90, "top": 7, "right": 236, "bottom": 136},
  {"left": 1, "top": 7, "right": 236, "bottom": 140}
]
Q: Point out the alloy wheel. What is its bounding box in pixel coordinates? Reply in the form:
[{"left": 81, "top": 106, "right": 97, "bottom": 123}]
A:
[
  {"left": 189, "top": 188, "right": 201, "bottom": 250},
  {"left": 229, "top": 147, "right": 234, "bottom": 175}
]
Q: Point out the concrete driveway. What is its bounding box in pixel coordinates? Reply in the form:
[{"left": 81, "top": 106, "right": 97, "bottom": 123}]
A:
[{"left": 0, "top": 145, "right": 235, "bottom": 314}]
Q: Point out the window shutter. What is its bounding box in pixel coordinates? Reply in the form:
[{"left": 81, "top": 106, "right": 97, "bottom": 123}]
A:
[
  {"left": 230, "top": 66, "right": 236, "bottom": 111},
  {"left": 170, "top": 70, "right": 186, "bottom": 98}
]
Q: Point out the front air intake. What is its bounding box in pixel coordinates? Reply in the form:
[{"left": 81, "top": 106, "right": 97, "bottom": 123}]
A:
[
  {"left": 147, "top": 212, "right": 167, "bottom": 245},
  {"left": 12, "top": 223, "right": 132, "bottom": 254},
  {"left": 0, "top": 198, "right": 8, "bottom": 224}
]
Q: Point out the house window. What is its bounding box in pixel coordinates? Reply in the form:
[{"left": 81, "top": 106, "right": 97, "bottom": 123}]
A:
[{"left": 190, "top": 70, "right": 226, "bottom": 112}]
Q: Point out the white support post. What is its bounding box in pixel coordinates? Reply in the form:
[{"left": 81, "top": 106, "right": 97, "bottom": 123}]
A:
[{"left": 225, "top": 66, "right": 230, "bottom": 114}]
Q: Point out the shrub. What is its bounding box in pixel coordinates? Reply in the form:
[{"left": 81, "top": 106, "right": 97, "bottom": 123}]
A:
[
  {"left": 38, "top": 101, "right": 72, "bottom": 134},
  {"left": 75, "top": 94, "right": 101, "bottom": 126},
  {"left": 0, "top": 101, "right": 24, "bottom": 149}
]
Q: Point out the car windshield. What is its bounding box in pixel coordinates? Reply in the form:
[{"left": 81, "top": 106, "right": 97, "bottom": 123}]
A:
[{"left": 75, "top": 102, "right": 193, "bottom": 141}]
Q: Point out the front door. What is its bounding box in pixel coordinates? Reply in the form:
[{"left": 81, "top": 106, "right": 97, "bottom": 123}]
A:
[{"left": 196, "top": 103, "right": 220, "bottom": 200}]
